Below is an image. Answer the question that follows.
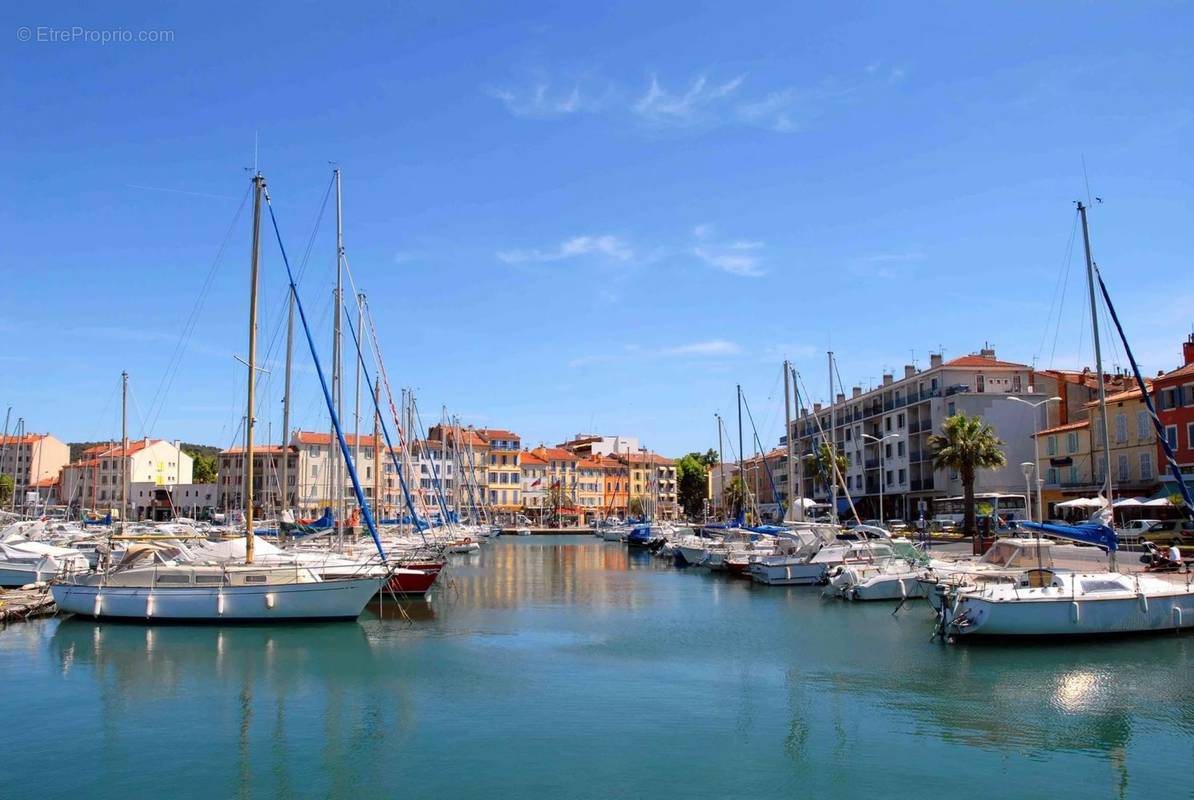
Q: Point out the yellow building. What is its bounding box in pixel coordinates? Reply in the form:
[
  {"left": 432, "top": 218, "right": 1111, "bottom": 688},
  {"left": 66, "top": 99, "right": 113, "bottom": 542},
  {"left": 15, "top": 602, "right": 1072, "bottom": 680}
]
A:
[
  {"left": 479, "top": 429, "right": 521, "bottom": 516},
  {"left": 576, "top": 455, "right": 605, "bottom": 518}
]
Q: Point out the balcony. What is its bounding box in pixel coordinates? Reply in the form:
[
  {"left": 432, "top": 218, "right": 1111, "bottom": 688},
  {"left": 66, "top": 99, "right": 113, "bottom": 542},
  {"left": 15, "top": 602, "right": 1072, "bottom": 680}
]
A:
[
  {"left": 910, "top": 478, "right": 935, "bottom": 492},
  {"left": 864, "top": 459, "right": 880, "bottom": 469}
]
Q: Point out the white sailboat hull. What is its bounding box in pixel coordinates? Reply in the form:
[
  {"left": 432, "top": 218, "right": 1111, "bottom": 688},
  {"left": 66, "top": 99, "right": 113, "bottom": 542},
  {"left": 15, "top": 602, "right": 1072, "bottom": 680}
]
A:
[
  {"left": 0, "top": 564, "right": 56, "bottom": 587},
  {"left": 948, "top": 587, "right": 1194, "bottom": 636},
  {"left": 51, "top": 577, "right": 382, "bottom": 622}
]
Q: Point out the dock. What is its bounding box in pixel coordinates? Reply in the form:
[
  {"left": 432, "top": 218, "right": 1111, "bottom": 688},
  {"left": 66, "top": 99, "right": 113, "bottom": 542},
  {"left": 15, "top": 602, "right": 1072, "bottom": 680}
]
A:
[{"left": 0, "top": 587, "right": 57, "bottom": 623}]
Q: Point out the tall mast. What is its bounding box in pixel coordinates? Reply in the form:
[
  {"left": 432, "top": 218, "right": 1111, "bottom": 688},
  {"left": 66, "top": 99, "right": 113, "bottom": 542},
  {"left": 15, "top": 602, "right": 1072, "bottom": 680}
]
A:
[
  {"left": 828, "top": 351, "right": 837, "bottom": 523},
  {"left": 783, "top": 360, "right": 796, "bottom": 522},
  {"left": 793, "top": 366, "right": 805, "bottom": 522},
  {"left": 121, "top": 370, "right": 128, "bottom": 529},
  {"left": 280, "top": 285, "right": 294, "bottom": 517},
  {"left": 736, "top": 384, "right": 744, "bottom": 519},
  {"left": 1078, "top": 202, "right": 1115, "bottom": 511},
  {"left": 352, "top": 291, "right": 364, "bottom": 521},
  {"left": 373, "top": 377, "right": 381, "bottom": 518},
  {"left": 715, "top": 413, "right": 725, "bottom": 518},
  {"left": 245, "top": 173, "right": 265, "bottom": 563},
  {"left": 332, "top": 167, "right": 344, "bottom": 533}
]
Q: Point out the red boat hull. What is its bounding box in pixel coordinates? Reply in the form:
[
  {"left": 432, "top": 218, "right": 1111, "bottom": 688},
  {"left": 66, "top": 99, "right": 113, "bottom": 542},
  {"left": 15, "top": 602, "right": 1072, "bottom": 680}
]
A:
[{"left": 383, "top": 561, "right": 445, "bottom": 596}]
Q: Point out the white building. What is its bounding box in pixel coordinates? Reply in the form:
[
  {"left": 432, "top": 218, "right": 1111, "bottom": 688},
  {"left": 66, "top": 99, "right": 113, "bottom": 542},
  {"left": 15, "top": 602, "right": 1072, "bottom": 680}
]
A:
[
  {"left": 790, "top": 348, "right": 1054, "bottom": 522},
  {"left": 60, "top": 439, "right": 193, "bottom": 516}
]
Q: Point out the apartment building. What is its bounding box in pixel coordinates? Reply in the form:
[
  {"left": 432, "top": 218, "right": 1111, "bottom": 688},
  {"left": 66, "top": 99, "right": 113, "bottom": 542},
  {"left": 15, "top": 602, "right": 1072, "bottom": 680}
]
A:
[
  {"left": 623, "top": 451, "right": 678, "bottom": 520},
  {"left": 0, "top": 432, "right": 70, "bottom": 502},
  {"left": 576, "top": 455, "right": 605, "bottom": 515},
  {"left": 520, "top": 449, "right": 549, "bottom": 519},
  {"left": 558, "top": 433, "right": 641, "bottom": 459},
  {"left": 789, "top": 348, "right": 1051, "bottom": 521},
  {"left": 216, "top": 445, "right": 300, "bottom": 513},
  {"left": 1154, "top": 334, "right": 1194, "bottom": 499},
  {"left": 481, "top": 429, "right": 522, "bottom": 514},
  {"left": 598, "top": 455, "right": 629, "bottom": 518},
  {"left": 61, "top": 439, "right": 193, "bottom": 515}
]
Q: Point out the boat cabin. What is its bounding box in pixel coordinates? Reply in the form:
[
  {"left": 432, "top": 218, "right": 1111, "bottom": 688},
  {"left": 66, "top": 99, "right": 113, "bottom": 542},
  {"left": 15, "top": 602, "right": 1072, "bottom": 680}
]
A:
[{"left": 977, "top": 538, "right": 1054, "bottom": 569}]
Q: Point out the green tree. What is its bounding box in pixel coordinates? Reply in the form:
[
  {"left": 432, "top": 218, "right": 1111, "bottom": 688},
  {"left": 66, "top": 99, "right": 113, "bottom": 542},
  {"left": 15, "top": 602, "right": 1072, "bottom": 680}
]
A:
[
  {"left": 803, "top": 441, "right": 846, "bottom": 493},
  {"left": 722, "top": 477, "right": 748, "bottom": 518},
  {"left": 0, "top": 473, "right": 12, "bottom": 505},
  {"left": 929, "top": 413, "right": 1007, "bottom": 537},
  {"left": 699, "top": 448, "right": 719, "bottom": 468},
  {"left": 189, "top": 452, "right": 218, "bottom": 484},
  {"left": 676, "top": 452, "right": 710, "bottom": 517}
]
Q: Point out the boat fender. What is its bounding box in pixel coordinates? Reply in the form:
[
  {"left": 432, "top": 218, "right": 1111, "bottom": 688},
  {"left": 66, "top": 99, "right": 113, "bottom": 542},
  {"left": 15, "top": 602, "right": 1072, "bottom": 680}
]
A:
[
  {"left": 217, "top": 592, "right": 225, "bottom": 615},
  {"left": 1138, "top": 593, "right": 1148, "bottom": 614},
  {"left": 265, "top": 593, "right": 276, "bottom": 610},
  {"left": 898, "top": 579, "right": 907, "bottom": 600},
  {"left": 1174, "top": 607, "right": 1183, "bottom": 628},
  {"left": 93, "top": 592, "right": 102, "bottom": 617},
  {"left": 1070, "top": 601, "right": 1080, "bottom": 624},
  {"left": 145, "top": 593, "right": 154, "bottom": 618}
]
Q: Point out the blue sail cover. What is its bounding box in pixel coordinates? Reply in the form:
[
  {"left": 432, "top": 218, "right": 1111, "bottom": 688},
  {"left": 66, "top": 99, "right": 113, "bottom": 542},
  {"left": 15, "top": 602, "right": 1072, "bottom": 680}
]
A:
[
  {"left": 83, "top": 513, "right": 112, "bottom": 526},
  {"left": 1021, "top": 520, "right": 1118, "bottom": 552},
  {"left": 306, "top": 507, "right": 334, "bottom": 530}
]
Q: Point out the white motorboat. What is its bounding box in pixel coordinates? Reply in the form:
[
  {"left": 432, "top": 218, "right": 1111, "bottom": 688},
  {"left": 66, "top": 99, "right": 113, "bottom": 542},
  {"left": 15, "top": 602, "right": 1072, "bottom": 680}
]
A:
[
  {"left": 827, "top": 541, "right": 930, "bottom": 601},
  {"left": 751, "top": 537, "right": 895, "bottom": 586},
  {"left": 938, "top": 568, "right": 1194, "bottom": 637},
  {"left": 918, "top": 537, "right": 1055, "bottom": 611},
  {"left": 0, "top": 534, "right": 90, "bottom": 587}
]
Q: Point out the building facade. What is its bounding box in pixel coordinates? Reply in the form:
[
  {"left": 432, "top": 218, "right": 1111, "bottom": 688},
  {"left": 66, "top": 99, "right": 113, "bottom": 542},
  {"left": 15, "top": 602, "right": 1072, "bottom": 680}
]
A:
[
  {"left": 0, "top": 433, "right": 70, "bottom": 505},
  {"left": 61, "top": 439, "right": 193, "bottom": 516},
  {"left": 790, "top": 348, "right": 1055, "bottom": 521},
  {"left": 1154, "top": 335, "right": 1194, "bottom": 499}
]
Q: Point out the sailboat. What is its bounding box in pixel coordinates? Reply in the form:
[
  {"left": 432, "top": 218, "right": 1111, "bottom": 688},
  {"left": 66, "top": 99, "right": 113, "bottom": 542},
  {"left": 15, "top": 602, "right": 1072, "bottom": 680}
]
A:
[
  {"left": 51, "top": 173, "right": 388, "bottom": 622},
  {"left": 937, "top": 202, "right": 1194, "bottom": 638}
]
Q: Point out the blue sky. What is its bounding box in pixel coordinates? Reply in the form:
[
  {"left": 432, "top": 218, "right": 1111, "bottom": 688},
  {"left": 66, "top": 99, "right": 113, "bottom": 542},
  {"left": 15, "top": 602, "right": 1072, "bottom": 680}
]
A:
[{"left": 2, "top": 2, "right": 1191, "bottom": 458}]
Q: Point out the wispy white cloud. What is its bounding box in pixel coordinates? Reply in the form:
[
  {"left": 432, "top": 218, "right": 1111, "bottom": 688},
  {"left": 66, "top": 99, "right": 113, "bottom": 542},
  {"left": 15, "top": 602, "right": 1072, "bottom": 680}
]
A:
[
  {"left": 848, "top": 250, "right": 924, "bottom": 279},
  {"left": 490, "top": 64, "right": 908, "bottom": 134},
  {"left": 691, "top": 225, "right": 766, "bottom": 277},
  {"left": 662, "top": 340, "right": 742, "bottom": 357},
  {"left": 497, "top": 235, "right": 634, "bottom": 265},
  {"left": 485, "top": 75, "right": 600, "bottom": 118},
  {"left": 633, "top": 74, "right": 745, "bottom": 126}
]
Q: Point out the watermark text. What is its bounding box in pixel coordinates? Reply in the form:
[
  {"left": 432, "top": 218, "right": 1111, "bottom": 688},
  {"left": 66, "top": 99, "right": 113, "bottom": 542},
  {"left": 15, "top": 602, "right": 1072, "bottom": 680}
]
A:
[{"left": 16, "top": 26, "right": 175, "bottom": 44}]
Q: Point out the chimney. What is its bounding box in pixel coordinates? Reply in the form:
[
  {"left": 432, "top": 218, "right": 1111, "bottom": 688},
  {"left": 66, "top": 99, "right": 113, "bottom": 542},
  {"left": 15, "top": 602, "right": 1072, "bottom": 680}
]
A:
[
  {"left": 800, "top": 408, "right": 808, "bottom": 418},
  {"left": 980, "top": 347, "right": 996, "bottom": 359},
  {"left": 1184, "top": 333, "right": 1194, "bottom": 366},
  {"left": 836, "top": 393, "right": 845, "bottom": 404},
  {"left": 904, "top": 364, "right": 916, "bottom": 379},
  {"left": 930, "top": 352, "right": 943, "bottom": 368},
  {"left": 852, "top": 386, "right": 862, "bottom": 398},
  {"left": 813, "top": 403, "right": 822, "bottom": 413},
  {"left": 883, "top": 373, "right": 893, "bottom": 386}
]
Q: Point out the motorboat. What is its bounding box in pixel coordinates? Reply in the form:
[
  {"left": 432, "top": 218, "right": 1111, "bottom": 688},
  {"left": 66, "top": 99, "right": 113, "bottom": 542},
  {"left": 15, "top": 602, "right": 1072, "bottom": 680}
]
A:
[
  {"left": 750, "top": 527, "right": 893, "bottom": 586},
  {"left": 0, "top": 532, "right": 90, "bottom": 587},
  {"left": 827, "top": 539, "right": 930, "bottom": 601},
  {"left": 918, "top": 537, "right": 1055, "bottom": 610}
]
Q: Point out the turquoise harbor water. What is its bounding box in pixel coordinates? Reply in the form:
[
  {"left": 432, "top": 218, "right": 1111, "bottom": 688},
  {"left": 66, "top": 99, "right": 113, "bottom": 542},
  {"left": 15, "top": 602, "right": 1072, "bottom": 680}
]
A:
[{"left": 2, "top": 536, "right": 1192, "bottom": 799}]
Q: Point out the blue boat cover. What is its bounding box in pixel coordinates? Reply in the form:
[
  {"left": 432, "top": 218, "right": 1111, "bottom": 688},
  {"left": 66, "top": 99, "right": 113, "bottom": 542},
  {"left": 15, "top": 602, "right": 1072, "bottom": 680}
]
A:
[{"left": 1020, "top": 520, "right": 1118, "bottom": 552}]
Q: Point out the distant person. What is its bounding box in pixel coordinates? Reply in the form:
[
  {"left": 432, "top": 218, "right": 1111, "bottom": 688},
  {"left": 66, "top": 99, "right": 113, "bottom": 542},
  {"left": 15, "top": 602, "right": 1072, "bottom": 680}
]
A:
[{"left": 1168, "top": 542, "right": 1184, "bottom": 570}]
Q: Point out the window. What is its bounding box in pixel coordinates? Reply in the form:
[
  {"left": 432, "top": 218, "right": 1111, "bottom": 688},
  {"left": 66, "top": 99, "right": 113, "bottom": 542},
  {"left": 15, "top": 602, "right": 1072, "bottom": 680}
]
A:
[
  {"left": 1046, "top": 467, "right": 1058, "bottom": 485},
  {"left": 884, "top": 417, "right": 892, "bottom": 432},
  {"left": 897, "top": 441, "right": 905, "bottom": 457},
  {"left": 1166, "top": 425, "right": 1178, "bottom": 449},
  {"left": 1140, "top": 453, "right": 1153, "bottom": 481},
  {"left": 1067, "top": 432, "right": 1078, "bottom": 454},
  {"left": 1117, "top": 455, "right": 1129, "bottom": 482},
  {"left": 947, "top": 402, "right": 956, "bottom": 416},
  {"left": 309, "top": 447, "right": 319, "bottom": 457},
  {"left": 885, "top": 469, "right": 893, "bottom": 485},
  {"left": 1137, "top": 411, "right": 1150, "bottom": 441},
  {"left": 884, "top": 444, "right": 892, "bottom": 459},
  {"left": 1189, "top": 422, "right": 1194, "bottom": 449},
  {"left": 898, "top": 468, "right": 906, "bottom": 484},
  {"left": 1114, "top": 413, "right": 1127, "bottom": 444},
  {"left": 1068, "top": 466, "right": 1078, "bottom": 484},
  {"left": 1047, "top": 436, "right": 1057, "bottom": 456}
]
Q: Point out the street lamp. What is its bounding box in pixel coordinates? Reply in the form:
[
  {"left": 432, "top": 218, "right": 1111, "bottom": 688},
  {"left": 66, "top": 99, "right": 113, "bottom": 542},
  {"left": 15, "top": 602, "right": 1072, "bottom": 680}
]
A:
[
  {"left": 1020, "top": 461, "right": 1035, "bottom": 527},
  {"left": 1007, "top": 393, "right": 1062, "bottom": 523},
  {"left": 861, "top": 432, "right": 901, "bottom": 526}
]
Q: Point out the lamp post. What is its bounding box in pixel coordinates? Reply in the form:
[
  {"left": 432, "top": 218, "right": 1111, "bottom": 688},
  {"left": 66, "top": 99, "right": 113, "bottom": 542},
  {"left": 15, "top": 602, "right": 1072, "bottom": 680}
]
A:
[
  {"left": 1020, "top": 461, "right": 1035, "bottom": 527},
  {"left": 1007, "top": 393, "right": 1062, "bottom": 523},
  {"left": 861, "top": 432, "right": 901, "bottom": 526}
]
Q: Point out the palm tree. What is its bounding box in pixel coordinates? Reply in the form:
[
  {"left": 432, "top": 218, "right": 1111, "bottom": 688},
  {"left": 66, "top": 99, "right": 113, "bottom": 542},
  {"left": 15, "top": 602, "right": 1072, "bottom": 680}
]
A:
[
  {"left": 928, "top": 413, "right": 1007, "bottom": 538},
  {"left": 721, "top": 477, "right": 748, "bottom": 519},
  {"left": 803, "top": 441, "right": 847, "bottom": 495}
]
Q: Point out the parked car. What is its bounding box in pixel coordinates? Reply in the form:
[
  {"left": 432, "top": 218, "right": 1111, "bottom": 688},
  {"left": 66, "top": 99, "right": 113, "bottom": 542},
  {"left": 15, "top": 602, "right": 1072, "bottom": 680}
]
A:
[
  {"left": 886, "top": 519, "right": 909, "bottom": 533},
  {"left": 1138, "top": 519, "right": 1194, "bottom": 546}
]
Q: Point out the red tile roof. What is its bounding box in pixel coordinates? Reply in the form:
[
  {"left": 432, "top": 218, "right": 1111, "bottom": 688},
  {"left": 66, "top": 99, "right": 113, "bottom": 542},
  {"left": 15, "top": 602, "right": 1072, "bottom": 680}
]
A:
[
  {"left": 0, "top": 434, "right": 49, "bottom": 445},
  {"left": 86, "top": 439, "right": 161, "bottom": 458},
  {"left": 220, "top": 445, "right": 296, "bottom": 455},
  {"left": 477, "top": 428, "right": 519, "bottom": 441},
  {"left": 531, "top": 446, "right": 578, "bottom": 462},
  {"left": 1155, "top": 362, "right": 1194, "bottom": 383},
  {"left": 293, "top": 431, "right": 378, "bottom": 447},
  {"left": 943, "top": 355, "right": 1028, "bottom": 369},
  {"left": 519, "top": 450, "right": 548, "bottom": 466},
  {"left": 1034, "top": 419, "right": 1090, "bottom": 436},
  {"left": 1086, "top": 380, "right": 1150, "bottom": 407}
]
